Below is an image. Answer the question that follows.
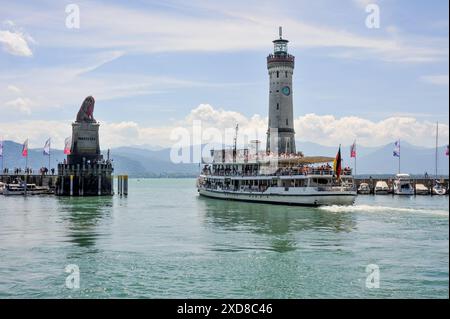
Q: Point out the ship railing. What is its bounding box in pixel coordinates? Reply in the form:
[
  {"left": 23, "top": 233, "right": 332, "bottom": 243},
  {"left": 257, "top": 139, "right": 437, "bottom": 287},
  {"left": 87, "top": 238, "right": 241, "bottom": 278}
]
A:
[
  {"left": 201, "top": 168, "right": 353, "bottom": 178},
  {"left": 317, "top": 185, "right": 355, "bottom": 192}
]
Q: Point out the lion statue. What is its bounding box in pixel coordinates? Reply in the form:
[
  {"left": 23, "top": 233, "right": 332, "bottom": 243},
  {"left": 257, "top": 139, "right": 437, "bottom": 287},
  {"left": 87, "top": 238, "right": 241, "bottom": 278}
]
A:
[{"left": 76, "top": 96, "right": 96, "bottom": 123}]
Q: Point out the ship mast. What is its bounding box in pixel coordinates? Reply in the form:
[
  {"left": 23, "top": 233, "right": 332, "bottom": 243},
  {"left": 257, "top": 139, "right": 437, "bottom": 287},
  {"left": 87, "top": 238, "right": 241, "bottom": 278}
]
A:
[{"left": 233, "top": 124, "right": 239, "bottom": 163}]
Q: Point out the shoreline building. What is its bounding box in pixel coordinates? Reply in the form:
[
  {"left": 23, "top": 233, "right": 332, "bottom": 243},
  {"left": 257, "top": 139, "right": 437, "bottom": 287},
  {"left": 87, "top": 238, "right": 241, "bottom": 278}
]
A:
[{"left": 266, "top": 27, "right": 296, "bottom": 155}]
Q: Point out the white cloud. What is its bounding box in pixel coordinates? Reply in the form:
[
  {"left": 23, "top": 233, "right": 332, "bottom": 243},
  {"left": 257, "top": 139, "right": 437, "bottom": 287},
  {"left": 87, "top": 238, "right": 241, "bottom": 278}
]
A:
[
  {"left": 420, "top": 75, "right": 449, "bottom": 86},
  {"left": 5, "top": 97, "right": 33, "bottom": 114},
  {"left": 0, "top": 104, "right": 448, "bottom": 149},
  {"left": 7, "top": 85, "right": 21, "bottom": 94},
  {"left": 0, "top": 29, "right": 33, "bottom": 56}
]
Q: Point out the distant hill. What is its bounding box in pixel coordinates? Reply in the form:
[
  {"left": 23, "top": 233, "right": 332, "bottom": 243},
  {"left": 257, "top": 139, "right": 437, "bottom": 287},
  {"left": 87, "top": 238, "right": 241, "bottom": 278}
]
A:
[
  {"left": 1, "top": 140, "right": 448, "bottom": 177},
  {"left": 1, "top": 141, "right": 65, "bottom": 171}
]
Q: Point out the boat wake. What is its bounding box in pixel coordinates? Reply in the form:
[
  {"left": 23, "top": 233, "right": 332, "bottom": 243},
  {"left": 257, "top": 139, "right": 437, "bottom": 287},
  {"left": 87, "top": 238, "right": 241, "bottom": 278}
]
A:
[{"left": 319, "top": 204, "right": 449, "bottom": 217}]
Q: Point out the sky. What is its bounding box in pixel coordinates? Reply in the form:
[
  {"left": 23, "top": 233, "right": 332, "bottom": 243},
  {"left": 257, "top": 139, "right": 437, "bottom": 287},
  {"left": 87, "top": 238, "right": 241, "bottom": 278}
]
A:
[{"left": 0, "top": 0, "right": 448, "bottom": 150}]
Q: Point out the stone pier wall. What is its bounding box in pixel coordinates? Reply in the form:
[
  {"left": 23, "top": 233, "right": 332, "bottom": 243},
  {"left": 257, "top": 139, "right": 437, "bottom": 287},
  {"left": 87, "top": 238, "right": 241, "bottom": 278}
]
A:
[{"left": 56, "top": 163, "right": 113, "bottom": 196}]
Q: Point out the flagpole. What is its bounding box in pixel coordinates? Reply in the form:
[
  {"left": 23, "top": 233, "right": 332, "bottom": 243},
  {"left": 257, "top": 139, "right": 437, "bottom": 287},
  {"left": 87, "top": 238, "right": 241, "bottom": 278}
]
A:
[
  {"left": 25, "top": 142, "right": 28, "bottom": 196},
  {"left": 435, "top": 122, "right": 438, "bottom": 179},
  {"left": 354, "top": 141, "right": 357, "bottom": 176},
  {"left": 49, "top": 139, "right": 51, "bottom": 173},
  {"left": 1, "top": 139, "right": 3, "bottom": 174},
  {"left": 398, "top": 139, "right": 401, "bottom": 174}
]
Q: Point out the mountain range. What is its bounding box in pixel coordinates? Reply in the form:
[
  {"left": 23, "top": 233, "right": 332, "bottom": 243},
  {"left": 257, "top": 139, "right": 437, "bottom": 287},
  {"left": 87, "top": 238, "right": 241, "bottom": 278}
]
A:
[{"left": 1, "top": 140, "right": 448, "bottom": 177}]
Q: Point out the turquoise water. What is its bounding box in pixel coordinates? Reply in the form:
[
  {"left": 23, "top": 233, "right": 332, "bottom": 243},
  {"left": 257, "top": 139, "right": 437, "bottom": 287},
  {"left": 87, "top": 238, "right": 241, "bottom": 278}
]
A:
[{"left": 0, "top": 178, "right": 448, "bottom": 298}]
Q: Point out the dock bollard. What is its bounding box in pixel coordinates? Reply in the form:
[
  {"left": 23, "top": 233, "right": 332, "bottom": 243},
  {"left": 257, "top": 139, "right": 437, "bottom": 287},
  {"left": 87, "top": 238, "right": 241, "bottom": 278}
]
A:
[
  {"left": 98, "top": 175, "right": 102, "bottom": 196},
  {"left": 123, "top": 175, "right": 128, "bottom": 196},
  {"left": 70, "top": 175, "right": 74, "bottom": 196},
  {"left": 117, "top": 176, "right": 122, "bottom": 196},
  {"left": 116, "top": 175, "right": 128, "bottom": 196}
]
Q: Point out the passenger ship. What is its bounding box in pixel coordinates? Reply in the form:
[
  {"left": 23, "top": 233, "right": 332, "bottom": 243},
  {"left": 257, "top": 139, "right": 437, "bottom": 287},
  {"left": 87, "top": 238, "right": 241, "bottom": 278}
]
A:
[{"left": 197, "top": 150, "right": 357, "bottom": 206}]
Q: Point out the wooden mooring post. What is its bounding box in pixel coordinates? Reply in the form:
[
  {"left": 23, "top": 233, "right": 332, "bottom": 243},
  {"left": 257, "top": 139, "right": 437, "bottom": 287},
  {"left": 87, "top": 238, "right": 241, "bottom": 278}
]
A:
[{"left": 117, "top": 175, "right": 128, "bottom": 196}]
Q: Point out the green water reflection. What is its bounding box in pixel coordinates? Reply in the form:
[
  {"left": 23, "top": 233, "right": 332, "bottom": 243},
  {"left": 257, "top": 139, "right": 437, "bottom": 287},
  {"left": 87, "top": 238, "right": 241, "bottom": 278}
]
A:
[
  {"left": 57, "top": 197, "right": 113, "bottom": 248},
  {"left": 198, "top": 197, "right": 357, "bottom": 253}
]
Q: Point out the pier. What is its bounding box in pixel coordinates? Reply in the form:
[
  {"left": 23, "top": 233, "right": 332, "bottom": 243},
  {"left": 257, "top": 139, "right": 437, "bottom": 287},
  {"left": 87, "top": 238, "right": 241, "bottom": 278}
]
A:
[{"left": 0, "top": 173, "right": 57, "bottom": 188}]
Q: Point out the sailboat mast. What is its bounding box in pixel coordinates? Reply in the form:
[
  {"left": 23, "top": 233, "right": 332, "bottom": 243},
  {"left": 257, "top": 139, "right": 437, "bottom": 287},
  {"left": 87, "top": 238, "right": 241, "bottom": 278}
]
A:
[{"left": 234, "top": 124, "right": 239, "bottom": 163}]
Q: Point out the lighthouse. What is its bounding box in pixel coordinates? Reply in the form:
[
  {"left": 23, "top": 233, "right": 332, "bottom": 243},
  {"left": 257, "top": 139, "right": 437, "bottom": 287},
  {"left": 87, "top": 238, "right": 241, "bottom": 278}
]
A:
[{"left": 266, "top": 27, "right": 296, "bottom": 155}]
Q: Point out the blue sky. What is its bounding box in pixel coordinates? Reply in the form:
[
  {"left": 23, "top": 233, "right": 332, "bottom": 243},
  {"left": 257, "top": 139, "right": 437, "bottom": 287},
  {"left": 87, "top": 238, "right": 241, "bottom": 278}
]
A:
[{"left": 0, "top": 0, "right": 448, "bottom": 148}]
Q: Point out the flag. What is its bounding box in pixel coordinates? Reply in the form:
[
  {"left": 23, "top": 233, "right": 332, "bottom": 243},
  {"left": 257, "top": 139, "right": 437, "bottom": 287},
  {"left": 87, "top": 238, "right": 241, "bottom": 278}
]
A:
[
  {"left": 43, "top": 138, "right": 51, "bottom": 156},
  {"left": 22, "top": 139, "right": 28, "bottom": 157},
  {"left": 0, "top": 140, "right": 3, "bottom": 158},
  {"left": 393, "top": 140, "right": 400, "bottom": 157},
  {"left": 333, "top": 145, "right": 342, "bottom": 179},
  {"left": 64, "top": 137, "right": 72, "bottom": 155},
  {"left": 446, "top": 145, "right": 449, "bottom": 156},
  {"left": 350, "top": 141, "right": 356, "bottom": 158}
]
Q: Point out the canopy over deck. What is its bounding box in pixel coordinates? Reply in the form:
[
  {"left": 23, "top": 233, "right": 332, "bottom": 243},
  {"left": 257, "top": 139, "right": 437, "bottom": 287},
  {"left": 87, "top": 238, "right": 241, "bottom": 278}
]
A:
[{"left": 276, "top": 156, "right": 335, "bottom": 165}]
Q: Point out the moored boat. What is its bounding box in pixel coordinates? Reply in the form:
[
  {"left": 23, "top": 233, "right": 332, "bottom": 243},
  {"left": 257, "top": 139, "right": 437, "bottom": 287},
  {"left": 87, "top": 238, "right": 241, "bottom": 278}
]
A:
[
  {"left": 432, "top": 181, "right": 447, "bottom": 196},
  {"left": 393, "top": 174, "right": 414, "bottom": 195},
  {"left": 357, "top": 183, "right": 371, "bottom": 195},
  {"left": 374, "top": 181, "right": 390, "bottom": 195},
  {"left": 415, "top": 183, "right": 430, "bottom": 195},
  {"left": 2, "top": 183, "right": 53, "bottom": 196}
]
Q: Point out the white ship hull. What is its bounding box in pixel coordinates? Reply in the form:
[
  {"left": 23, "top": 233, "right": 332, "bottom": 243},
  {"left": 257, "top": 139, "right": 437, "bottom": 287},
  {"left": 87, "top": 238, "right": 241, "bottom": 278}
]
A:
[{"left": 198, "top": 188, "right": 356, "bottom": 206}]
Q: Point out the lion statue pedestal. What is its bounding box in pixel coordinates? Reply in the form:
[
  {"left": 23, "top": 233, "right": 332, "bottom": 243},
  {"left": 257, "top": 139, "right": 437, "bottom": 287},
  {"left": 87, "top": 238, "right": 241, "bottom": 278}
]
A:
[
  {"left": 56, "top": 96, "right": 113, "bottom": 196},
  {"left": 67, "top": 122, "right": 102, "bottom": 165}
]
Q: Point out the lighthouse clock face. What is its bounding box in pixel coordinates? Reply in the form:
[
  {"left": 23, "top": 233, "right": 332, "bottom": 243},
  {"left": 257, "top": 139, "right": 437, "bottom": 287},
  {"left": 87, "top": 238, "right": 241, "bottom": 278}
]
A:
[{"left": 282, "top": 86, "right": 291, "bottom": 96}]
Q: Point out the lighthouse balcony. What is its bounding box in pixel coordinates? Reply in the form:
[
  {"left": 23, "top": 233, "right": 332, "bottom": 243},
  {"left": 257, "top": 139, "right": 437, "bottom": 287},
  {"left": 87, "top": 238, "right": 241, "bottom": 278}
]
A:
[{"left": 267, "top": 54, "right": 295, "bottom": 64}]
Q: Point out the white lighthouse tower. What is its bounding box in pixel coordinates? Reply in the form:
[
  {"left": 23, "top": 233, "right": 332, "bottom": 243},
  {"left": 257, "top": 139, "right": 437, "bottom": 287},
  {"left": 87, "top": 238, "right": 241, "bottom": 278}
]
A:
[{"left": 266, "top": 27, "right": 296, "bottom": 155}]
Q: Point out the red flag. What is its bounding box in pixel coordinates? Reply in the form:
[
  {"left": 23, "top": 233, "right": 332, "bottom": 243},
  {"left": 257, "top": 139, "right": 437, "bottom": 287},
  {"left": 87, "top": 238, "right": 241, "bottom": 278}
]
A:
[
  {"left": 333, "top": 145, "right": 342, "bottom": 179},
  {"left": 22, "top": 139, "right": 28, "bottom": 157},
  {"left": 64, "top": 137, "right": 72, "bottom": 155},
  {"left": 350, "top": 141, "right": 356, "bottom": 158}
]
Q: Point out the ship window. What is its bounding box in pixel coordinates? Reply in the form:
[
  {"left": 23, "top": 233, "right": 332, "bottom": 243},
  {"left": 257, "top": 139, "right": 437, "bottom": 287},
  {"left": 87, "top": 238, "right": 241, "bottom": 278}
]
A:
[
  {"left": 277, "top": 71, "right": 279, "bottom": 78},
  {"left": 286, "top": 119, "right": 288, "bottom": 125},
  {"left": 285, "top": 71, "right": 288, "bottom": 77},
  {"left": 276, "top": 103, "right": 279, "bottom": 110}
]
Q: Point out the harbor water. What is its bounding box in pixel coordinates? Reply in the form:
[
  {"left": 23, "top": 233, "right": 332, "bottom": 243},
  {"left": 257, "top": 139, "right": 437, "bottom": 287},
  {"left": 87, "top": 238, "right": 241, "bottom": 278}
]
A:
[{"left": 0, "top": 178, "right": 448, "bottom": 298}]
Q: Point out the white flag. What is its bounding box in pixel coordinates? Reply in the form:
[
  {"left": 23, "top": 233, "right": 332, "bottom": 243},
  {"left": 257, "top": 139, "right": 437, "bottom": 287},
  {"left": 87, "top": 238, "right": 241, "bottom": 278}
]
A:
[
  {"left": 43, "top": 138, "right": 51, "bottom": 156},
  {"left": 393, "top": 140, "right": 400, "bottom": 157}
]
